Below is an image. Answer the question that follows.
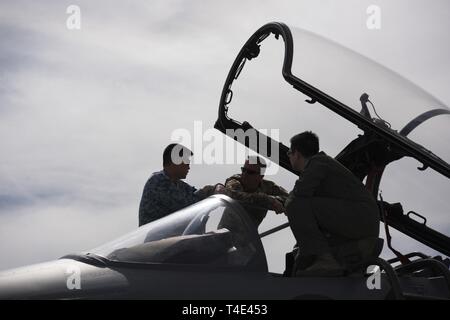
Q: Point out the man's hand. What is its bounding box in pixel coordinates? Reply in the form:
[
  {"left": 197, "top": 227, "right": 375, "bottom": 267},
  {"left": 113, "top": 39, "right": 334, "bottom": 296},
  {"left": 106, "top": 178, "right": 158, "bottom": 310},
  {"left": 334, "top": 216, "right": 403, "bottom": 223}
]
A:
[
  {"left": 213, "top": 184, "right": 229, "bottom": 195},
  {"left": 271, "top": 197, "right": 285, "bottom": 214}
]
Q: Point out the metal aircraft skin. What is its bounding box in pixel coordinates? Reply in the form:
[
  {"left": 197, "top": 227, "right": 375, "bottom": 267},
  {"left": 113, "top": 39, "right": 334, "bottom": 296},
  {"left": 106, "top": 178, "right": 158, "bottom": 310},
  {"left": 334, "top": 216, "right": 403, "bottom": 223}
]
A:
[
  {"left": 0, "top": 195, "right": 399, "bottom": 300},
  {"left": 0, "top": 22, "right": 449, "bottom": 300}
]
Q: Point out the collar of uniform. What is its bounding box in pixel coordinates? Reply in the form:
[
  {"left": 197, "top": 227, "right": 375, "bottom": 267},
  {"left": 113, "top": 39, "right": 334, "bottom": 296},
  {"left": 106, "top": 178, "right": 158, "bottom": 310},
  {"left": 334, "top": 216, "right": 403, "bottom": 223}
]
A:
[
  {"left": 303, "top": 151, "right": 326, "bottom": 170},
  {"left": 160, "top": 169, "right": 179, "bottom": 184},
  {"left": 160, "top": 169, "right": 170, "bottom": 179}
]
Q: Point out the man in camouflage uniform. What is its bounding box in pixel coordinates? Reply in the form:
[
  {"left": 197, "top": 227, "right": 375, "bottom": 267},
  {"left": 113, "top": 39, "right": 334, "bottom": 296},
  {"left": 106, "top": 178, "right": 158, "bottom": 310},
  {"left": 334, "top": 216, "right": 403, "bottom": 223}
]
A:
[
  {"left": 224, "top": 156, "right": 289, "bottom": 228},
  {"left": 138, "top": 143, "right": 217, "bottom": 226}
]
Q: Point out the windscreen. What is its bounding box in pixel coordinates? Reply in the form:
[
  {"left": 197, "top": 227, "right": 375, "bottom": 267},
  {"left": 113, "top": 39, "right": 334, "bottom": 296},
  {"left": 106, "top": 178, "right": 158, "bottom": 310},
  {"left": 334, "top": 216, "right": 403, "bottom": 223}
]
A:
[{"left": 89, "top": 196, "right": 267, "bottom": 269}]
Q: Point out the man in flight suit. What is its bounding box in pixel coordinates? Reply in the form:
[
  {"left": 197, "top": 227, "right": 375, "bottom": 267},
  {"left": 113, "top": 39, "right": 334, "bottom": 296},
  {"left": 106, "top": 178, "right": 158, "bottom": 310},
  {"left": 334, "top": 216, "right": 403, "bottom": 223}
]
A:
[{"left": 285, "top": 131, "right": 379, "bottom": 276}]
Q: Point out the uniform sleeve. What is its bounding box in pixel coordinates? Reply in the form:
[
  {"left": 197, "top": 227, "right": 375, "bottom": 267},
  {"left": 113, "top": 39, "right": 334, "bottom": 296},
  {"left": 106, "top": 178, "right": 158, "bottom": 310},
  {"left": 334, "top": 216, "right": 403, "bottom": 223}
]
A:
[
  {"left": 194, "top": 185, "right": 216, "bottom": 200},
  {"left": 293, "top": 157, "right": 328, "bottom": 197},
  {"left": 139, "top": 178, "right": 164, "bottom": 226},
  {"left": 180, "top": 182, "right": 200, "bottom": 204},
  {"left": 269, "top": 183, "right": 289, "bottom": 204},
  {"left": 225, "top": 177, "right": 274, "bottom": 210}
]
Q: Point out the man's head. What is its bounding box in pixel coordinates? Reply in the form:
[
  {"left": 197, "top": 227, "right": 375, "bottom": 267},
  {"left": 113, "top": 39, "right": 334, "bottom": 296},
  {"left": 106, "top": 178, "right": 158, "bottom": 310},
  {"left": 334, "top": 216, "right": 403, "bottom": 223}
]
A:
[
  {"left": 288, "top": 131, "right": 319, "bottom": 171},
  {"left": 240, "top": 156, "right": 266, "bottom": 192},
  {"left": 163, "top": 143, "right": 193, "bottom": 180}
]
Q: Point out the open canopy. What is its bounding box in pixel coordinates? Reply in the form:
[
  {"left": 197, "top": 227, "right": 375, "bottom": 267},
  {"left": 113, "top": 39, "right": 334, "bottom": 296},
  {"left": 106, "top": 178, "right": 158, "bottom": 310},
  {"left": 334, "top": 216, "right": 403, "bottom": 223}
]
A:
[
  {"left": 214, "top": 22, "right": 449, "bottom": 256},
  {"left": 216, "top": 22, "right": 449, "bottom": 178}
]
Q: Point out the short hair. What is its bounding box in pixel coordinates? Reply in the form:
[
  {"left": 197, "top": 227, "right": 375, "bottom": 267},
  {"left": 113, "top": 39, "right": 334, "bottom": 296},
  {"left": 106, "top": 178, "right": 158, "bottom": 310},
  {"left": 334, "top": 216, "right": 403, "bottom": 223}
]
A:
[
  {"left": 290, "top": 131, "right": 319, "bottom": 158},
  {"left": 163, "top": 143, "right": 193, "bottom": 166},
  {"left": 246, "top": 156, "right": 267, "bottom": 167},
  {"left": 245, "top": 156, "right": 267, "bottom": 174}
]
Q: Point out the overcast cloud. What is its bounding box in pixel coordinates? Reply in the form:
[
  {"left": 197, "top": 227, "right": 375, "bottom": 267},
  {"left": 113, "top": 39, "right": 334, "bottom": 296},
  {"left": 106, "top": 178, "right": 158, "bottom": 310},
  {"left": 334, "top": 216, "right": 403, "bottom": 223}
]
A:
[{"left": 0, "top": 0, "right": 449, "bottom": 272}]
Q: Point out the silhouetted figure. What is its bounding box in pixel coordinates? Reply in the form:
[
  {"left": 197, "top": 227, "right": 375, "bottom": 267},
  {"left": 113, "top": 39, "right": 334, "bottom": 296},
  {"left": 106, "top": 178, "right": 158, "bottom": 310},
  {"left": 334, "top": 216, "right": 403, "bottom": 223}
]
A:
[
  {"left": 285, "top": 132, "right": 379, "bottom": 276},
  {"left": 224, "top": 156, "right": 288, "bottom": 228},
  {"left": 138, "top": 143, "right": 216, "bottom": 226}
]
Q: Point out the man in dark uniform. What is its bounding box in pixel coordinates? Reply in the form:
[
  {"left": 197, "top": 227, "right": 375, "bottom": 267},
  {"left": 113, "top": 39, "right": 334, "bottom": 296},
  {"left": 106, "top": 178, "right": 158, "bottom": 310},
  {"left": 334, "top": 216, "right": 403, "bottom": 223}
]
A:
[
  {"left": 285, "top": 131, "right": 379, "bottom": 276},
  {"left": 224, "top": 156, "right": 289, "bottom": 228}
]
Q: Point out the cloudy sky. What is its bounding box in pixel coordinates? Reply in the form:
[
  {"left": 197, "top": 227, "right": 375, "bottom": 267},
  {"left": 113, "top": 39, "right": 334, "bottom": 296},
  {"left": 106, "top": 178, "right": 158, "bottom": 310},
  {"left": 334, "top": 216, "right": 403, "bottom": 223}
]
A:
[{"left": 0, "top": 0, "right": 449, "bottom": 272}]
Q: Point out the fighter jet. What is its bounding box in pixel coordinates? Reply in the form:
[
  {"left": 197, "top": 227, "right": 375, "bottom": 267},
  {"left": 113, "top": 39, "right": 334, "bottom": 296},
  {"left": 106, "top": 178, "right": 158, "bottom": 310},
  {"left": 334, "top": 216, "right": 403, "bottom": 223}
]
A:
[{"left": 0, "top": 22, "right": 449, "bottom": 300}]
